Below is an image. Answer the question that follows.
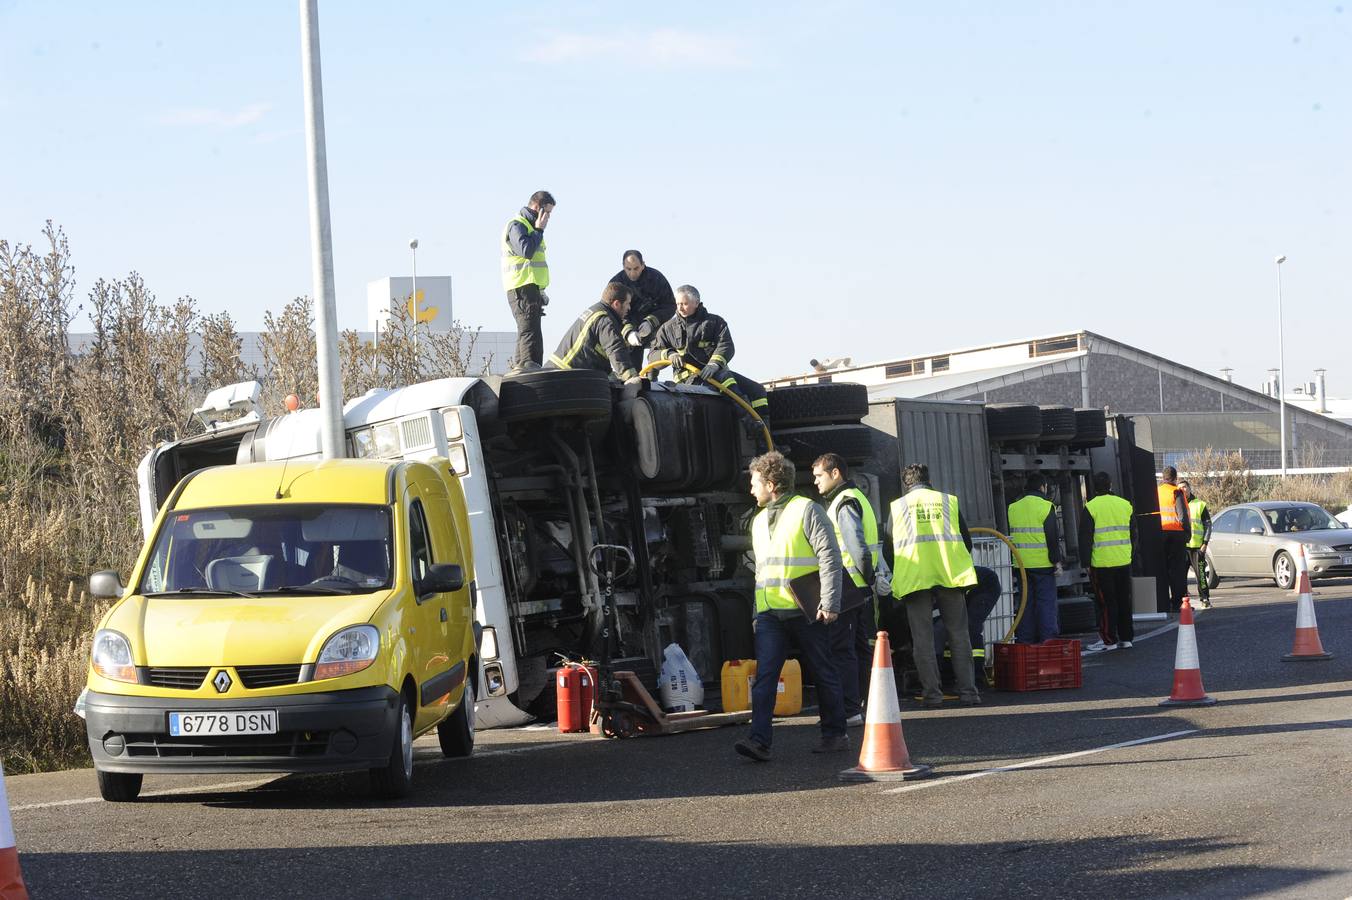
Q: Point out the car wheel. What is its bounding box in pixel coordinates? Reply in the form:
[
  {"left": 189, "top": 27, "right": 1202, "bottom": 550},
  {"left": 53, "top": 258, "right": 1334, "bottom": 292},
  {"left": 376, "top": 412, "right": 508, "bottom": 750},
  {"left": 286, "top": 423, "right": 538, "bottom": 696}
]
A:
[
  {"left": 370, "top": 691, "right": 415, "bottom": 799},
  {"left": 1204, "top": 553, "right": 1220, "bottom": 590},
  {"left": 437, "top": 672, "right": 476, "bottom": 758},
  {"left": 96, "top": 770, "right": 142, "bottom": 802},
  {"left": 1273, "top": 551, "right": 1296, "bottom": 590}
]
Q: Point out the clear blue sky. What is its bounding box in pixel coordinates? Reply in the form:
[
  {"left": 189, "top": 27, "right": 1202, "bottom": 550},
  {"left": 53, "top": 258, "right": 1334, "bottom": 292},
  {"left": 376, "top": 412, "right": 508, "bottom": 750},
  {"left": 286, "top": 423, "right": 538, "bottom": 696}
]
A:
[{"left": 1, "top": 2, "right": 1347, "bottom": 391}]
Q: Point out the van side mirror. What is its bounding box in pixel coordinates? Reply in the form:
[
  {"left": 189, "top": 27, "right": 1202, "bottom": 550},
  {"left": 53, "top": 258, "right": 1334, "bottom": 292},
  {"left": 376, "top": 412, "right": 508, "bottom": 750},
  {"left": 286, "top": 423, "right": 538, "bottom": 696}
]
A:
[
  {"left": 89, "top": 570, "right": 125, "bottom": 599},
  {"left": 417, "top": 563, "right": 464, "bottom": 599}
]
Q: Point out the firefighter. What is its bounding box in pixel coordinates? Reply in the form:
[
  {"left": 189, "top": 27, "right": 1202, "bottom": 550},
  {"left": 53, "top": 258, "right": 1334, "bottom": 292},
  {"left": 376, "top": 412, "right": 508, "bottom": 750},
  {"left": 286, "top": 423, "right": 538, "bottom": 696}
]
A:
[
  {"left": 501, "top": 190, "right": 555, "bottom": 371},
  {"left": 735, "top": 451, "right": 848, "bottom": 761},
  {"left": 545, "top": 283, "right": 642, "bottom": 382},
  {"left": 811, "top": 452, "right": 886, "bottom": 727},
  {"left": 1179, "top": 479, "right": 1212, "bottom": 608},
  {"left": 609, "top": 250, "right": 676, "bottom": 370},
  {"left": 1007, "top": 472, "right": 1062, "bottom": 642},
  {"left": 1156, "top": 466, "right": 1191, "bottom": 608},
  {"left": 647, "top": 285, "right": 770, "bottom": 425},
  {"left": 1081, "top": 471, "right": 1137, "bottom": 650},
  {"left": 887, "top": 462, "right": 981, "bottom": 707}
]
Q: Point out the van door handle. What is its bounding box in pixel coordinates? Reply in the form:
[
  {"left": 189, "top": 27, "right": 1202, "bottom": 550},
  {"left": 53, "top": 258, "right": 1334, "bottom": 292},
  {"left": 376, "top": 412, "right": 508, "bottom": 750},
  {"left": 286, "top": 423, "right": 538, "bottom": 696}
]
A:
[{"left": 440, "top": 608, "right": 447, "bottom": 622}]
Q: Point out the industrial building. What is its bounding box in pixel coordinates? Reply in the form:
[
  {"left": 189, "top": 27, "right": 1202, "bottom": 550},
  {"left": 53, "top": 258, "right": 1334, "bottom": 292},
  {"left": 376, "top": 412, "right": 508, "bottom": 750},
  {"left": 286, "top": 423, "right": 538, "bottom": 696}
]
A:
[{"left": 768, "top": 331, "right": 1352, "bottom": 470}]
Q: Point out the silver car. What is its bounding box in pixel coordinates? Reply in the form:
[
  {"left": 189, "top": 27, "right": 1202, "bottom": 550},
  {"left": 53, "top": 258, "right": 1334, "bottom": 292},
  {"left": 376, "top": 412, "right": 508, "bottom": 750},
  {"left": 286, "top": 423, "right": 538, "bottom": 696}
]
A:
[{"left": 1206, "top": 501, "right": 1352, "bottom": 590}]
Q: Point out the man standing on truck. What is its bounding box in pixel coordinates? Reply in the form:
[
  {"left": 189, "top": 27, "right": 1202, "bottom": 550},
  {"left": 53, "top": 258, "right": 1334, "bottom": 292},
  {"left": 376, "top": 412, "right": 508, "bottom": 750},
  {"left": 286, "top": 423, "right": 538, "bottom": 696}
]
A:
[
  {"left": 811, "top": 452, "right": 884, "bottom": 727},
  {"left": 1081, "top": 472, "right": 1137, "bottom": 650},
  {"left": 648, "top": 285, "right": 770, "bottom": 426},
  {"left": 887, "top": 463, "right": 981, "bottom": 708},
  {"left": 501, "top": 190, "right": 555, "bottom": 372},
  {"left": 1155, "top": 466, "right": 1191, "bottom": 609},
  {"left": 1007, "top": 472, "right": 1062, "bottom": 643},
  {"left": 547, "top": 283, "right": 643, "bottom": 383},
  {"left": 735, "top": 451, "right": 848, "bottom": 762},
  {"left": 609, "top": 250, "right": 675, "bottom": 370},
  {"left": 1179, "top": 480, "right": 1212, "bottom": 608}
]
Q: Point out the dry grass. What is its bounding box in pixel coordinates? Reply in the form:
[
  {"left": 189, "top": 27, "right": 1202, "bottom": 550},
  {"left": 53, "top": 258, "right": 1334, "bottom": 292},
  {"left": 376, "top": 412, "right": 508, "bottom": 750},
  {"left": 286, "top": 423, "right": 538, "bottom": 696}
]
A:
[
  {"left": 1179, "top": 448, "right": 1352, "bottom": 513},
  {"left": 0, "top": 223, "right": 480, "bottom": 772}
]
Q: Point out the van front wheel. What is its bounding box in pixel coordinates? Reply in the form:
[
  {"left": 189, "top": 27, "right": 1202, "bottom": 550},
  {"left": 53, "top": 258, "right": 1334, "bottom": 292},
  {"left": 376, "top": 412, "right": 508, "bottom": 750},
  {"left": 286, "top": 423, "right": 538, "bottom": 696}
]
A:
[{"left": 370, "top": 692, "right": 414, "bottom": 799}]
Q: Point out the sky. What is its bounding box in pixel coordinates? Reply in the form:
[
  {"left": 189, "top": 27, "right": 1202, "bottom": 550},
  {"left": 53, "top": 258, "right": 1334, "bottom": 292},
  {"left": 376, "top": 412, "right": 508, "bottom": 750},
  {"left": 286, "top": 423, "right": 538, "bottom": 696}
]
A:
[{"left": 1, "top": 1, "right": 1347, "bottom": 392}]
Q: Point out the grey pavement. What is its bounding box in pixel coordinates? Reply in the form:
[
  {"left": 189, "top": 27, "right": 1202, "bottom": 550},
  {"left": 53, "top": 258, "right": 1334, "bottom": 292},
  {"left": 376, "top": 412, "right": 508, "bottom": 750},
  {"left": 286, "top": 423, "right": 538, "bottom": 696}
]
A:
[{"left": 7, "top": 578, "right": 1352, "bottom": 900}]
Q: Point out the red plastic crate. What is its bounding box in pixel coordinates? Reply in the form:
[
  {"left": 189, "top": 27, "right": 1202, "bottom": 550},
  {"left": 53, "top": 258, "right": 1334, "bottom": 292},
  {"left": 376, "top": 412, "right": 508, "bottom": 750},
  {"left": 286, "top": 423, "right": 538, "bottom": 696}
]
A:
[{"left": 994, "top": 639, "right": 1082, "bottom": 691}]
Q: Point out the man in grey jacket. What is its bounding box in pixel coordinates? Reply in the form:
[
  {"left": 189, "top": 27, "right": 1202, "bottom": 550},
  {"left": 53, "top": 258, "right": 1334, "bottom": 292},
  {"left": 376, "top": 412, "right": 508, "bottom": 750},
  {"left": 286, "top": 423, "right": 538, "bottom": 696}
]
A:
[{"left": 735, "top": 451, "right": 848, "bottom": 762}]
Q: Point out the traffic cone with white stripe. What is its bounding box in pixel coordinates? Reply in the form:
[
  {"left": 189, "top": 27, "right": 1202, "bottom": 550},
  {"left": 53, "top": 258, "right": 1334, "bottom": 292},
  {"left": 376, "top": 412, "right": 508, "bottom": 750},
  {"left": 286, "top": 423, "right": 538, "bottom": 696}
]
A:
[
  {"left": 1160, "top": 595, "right": 1217, "bottom": 707},
  {"left": 1284, "top": 547, "right": 1333, "bottom": 662},
  {"left": 839, "top": 631, "right": 934, "bottom": 782},
  {"left": 0, "top": 762, "right": 30, "bottom": 900}
]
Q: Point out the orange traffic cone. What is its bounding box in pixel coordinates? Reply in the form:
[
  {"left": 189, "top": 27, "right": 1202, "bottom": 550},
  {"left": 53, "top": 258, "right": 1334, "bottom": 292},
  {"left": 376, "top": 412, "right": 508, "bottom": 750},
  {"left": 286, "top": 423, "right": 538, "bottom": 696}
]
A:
[
  {"left": 839, "top": 631, "right": 934, "bottom": 782},
  {"left": 1160, "top": 595, "right": 1217, "bottom": 707},
  {"left": 0, "top": 762, "right": 30, "bottom": 900},
  {"left": 1284, "top": 548, "right": 1333, "bottom": 662}
]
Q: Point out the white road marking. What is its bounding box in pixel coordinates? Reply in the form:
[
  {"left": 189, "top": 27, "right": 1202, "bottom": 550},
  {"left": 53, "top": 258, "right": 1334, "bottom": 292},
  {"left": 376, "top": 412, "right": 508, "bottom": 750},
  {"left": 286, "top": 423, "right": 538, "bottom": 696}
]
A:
[
  {"left": 882, "top": 728, "right": 1198, "bottom": 794},
  {"left": 11, "top": 740, "right": 575, "bottom": 811}
]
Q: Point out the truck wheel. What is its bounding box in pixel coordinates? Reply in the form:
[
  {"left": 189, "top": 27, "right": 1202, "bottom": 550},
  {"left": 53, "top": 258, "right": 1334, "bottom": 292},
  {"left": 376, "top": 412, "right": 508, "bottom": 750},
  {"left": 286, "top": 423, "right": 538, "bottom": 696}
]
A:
[
  {"left": 1037, "top": 405, "right": 1077, "bottom": 442},
  {"left": 437, "top": 675, "right": 476, "bottom": 758},
  {"left": 772, "top": 424, "right": 873, "bottom": 466},
  {"left": 498, "top": 369, "right": 612, "bottom": 422},
  {"left": 1056, "top": 596, "right": 1097, "bottom": 635},
  {"left": 766, "top": 383, "right": 870, "bottom": 427},
  {"left": 1070, "top": 408, "right": 1107, "bottom": 448},
  {"left": 370, "top": 692, "right": 415, "bottom": 799},
  {"left": 985, "top": 403, "right": 1042, "bottom": 442},
  {"left": 1272, "top": 551, "right": 1296, "bottom": 590},
  {"left": 96, "top": 770, "right": 142, "bottom": 802}
]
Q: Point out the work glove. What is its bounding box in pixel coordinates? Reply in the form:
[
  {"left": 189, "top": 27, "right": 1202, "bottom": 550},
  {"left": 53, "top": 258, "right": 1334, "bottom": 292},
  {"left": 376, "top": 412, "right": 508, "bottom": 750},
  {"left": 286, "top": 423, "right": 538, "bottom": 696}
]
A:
[
  {"left": 636, "top": 320, "right": 656, "bottom": 342},
  {"left": 623, "top": 375, "right": 643, "bottom": 386},
  {"left": 666, "top": 351, "right": 685, "bottom": 371},
  {"left": 538, "top": 291, "right": 550, "bottom": 307},
  {"left": 625, "top": 330, "right": 643, "bottom": 348},
  {"left": 699, "top": 362, "right": 722, "bottom": 383}
]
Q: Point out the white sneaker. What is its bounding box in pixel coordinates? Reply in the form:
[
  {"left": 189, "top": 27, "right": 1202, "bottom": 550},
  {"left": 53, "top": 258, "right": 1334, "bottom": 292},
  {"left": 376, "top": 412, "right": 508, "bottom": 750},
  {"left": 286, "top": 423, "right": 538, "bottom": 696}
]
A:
[
  {"left": 1086, "top": 641, "right": 1118, "bottom": 652},
  {"left": 1118, "top": 640, "right": 1134, "bottom": 648},
  {"left": 845, "top": 713, "right": 864, "bottom": 727}
]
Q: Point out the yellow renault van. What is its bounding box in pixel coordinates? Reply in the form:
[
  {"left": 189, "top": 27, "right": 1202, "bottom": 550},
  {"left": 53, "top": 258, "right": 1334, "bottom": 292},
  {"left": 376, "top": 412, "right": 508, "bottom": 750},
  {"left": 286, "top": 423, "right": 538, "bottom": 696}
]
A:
[{"left": 83, "top": 458, "right": 478, "bottom": 801}]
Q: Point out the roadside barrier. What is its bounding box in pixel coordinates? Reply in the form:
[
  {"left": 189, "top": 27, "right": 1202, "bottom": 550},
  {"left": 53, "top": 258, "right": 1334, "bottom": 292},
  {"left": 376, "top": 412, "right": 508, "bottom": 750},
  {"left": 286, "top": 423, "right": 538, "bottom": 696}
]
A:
[
  {"left": 1284, "top": 548, "right": 1333, "bottom": 662},
  {"left": 839, "top": 631, "right": 934, "bottom": 782},
  {"left": 0, "top": 762, "right": 29, "bottom": 900},
  {"left": 1159, "top": 595, "right": 1216, "bottom": 707}
]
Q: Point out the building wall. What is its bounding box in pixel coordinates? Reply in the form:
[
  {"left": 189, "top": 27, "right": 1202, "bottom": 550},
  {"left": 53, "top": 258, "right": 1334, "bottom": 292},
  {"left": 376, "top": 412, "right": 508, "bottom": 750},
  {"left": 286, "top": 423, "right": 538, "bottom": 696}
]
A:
[{"left": 950, "top": 371, "right": 1082, "bottom": 407}]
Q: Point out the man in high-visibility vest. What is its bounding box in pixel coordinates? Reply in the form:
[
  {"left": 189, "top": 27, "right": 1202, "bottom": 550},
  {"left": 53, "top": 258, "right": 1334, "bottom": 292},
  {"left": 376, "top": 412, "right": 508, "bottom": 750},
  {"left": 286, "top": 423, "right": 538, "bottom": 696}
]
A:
[
  {"left": 1156, "top": 465, "right": 1191, "bottom": 609},
  {"left": 1079, "top": 471, "right": 1137, "bottom": 650},
  {"left": 501, "top": 190, "right": 555, "bottom": 371},
  {"left": 887, "top": 462, "right": 981, "bottom": 708},
  {"left": 1007, "top": 472, "right": 1063, "bottom": 643},
  {"left": 735, "top": 451, "right": 848, "bottom": 762},
  {"left": 1179, "top": 479, "right": 1213, "bottom": 608},
  {"left": 545, "top": 283, "right": 642, "bottom": 382},
  {"left": 811, "top": 452, "right": 890, "bottom": 727}
]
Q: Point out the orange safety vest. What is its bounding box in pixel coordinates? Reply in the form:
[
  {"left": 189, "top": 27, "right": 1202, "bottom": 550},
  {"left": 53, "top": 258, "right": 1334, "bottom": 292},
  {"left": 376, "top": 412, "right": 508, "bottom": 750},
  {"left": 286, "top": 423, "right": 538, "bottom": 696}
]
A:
[{"left": 1157, "top": 483, "right": 1184, "bottom": 531}]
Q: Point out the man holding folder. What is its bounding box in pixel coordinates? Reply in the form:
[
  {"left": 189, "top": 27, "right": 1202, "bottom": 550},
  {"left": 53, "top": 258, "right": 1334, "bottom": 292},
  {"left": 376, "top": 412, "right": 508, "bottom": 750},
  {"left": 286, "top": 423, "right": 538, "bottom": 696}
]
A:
[{"left": 735, "top": 451, "right": 849, "bottom": 762}]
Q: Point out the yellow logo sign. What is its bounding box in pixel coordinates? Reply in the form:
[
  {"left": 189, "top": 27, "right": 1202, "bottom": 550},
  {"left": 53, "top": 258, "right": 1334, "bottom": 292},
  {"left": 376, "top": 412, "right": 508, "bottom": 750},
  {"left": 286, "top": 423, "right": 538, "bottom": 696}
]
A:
[{"left": 406, "top": 289, "right": 438, "bottom": 324}]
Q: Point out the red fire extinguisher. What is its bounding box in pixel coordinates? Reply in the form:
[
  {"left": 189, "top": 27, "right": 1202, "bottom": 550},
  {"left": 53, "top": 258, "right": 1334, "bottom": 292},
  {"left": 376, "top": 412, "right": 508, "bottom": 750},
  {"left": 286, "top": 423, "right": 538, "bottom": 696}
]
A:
[{"left": 556, "top": 663, "right": 596, "bottom": 734}]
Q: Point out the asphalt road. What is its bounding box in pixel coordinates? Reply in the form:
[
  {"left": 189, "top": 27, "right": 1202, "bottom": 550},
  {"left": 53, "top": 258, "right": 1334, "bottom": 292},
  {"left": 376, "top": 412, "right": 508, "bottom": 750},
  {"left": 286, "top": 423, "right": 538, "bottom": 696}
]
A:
[{"left": 8, "top": 579, "right": 1352, "bottom": 900}]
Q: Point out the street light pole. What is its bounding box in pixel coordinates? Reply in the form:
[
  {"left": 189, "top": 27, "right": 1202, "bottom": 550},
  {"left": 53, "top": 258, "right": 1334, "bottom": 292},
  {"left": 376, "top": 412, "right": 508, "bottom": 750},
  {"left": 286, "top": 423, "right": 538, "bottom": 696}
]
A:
[
  {"left": 410, "top": 238, "right": 419, "bottom": 356},
  {"left": 1275, "top": 254, "right": 1288, "bottom": 476}
]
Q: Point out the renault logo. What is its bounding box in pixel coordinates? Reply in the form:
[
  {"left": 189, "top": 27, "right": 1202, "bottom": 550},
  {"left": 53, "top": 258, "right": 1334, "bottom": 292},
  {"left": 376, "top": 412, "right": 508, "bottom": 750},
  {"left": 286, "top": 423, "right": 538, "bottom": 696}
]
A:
[{"left": 213, "top": 670, "right": 233, "bottom": 693}]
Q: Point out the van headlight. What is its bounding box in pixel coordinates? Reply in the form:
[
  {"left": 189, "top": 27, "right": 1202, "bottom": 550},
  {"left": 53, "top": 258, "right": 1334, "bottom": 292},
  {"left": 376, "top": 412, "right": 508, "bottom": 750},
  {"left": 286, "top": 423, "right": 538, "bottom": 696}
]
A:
[
  {"left": 315, "top": 625, "right": 380, "bottom": 680},
  {"left": 92, "top": 630, "right": 137, "bottom": 683}
]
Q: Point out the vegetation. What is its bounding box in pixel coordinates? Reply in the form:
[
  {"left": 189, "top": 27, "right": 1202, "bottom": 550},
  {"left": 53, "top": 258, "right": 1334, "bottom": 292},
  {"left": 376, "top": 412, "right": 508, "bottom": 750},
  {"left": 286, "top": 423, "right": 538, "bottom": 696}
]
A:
[
  {"left": 0, "top": 224, "right": 485, "bottom": 773},
  {"left": 1178, "top": 448, "right": 1352, "bottom": 513}
]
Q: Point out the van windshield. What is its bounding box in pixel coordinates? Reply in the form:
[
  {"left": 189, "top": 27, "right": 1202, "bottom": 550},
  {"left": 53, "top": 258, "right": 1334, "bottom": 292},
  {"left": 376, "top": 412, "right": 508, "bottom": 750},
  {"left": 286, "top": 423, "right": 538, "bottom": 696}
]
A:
[{"left": 138, "top": 504, "right": 393, "bottom": 596}]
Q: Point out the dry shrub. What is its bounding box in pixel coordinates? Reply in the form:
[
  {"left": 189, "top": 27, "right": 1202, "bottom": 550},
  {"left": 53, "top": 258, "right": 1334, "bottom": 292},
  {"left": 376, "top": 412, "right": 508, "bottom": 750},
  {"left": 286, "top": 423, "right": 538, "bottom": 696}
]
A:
[{"left": 1179, "top": 447, "right": 1352, "bottom": 514}]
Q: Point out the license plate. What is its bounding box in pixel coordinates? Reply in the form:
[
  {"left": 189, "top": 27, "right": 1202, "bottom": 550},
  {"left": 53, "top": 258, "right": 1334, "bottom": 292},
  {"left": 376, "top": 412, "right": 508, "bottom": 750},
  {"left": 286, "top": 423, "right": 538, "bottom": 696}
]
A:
[
  {"left": 169, "top": 710, "right": 278, "bottom": 736},
  {"left": 1341, "top": 554, "right": 1352, "bottom": 566}
]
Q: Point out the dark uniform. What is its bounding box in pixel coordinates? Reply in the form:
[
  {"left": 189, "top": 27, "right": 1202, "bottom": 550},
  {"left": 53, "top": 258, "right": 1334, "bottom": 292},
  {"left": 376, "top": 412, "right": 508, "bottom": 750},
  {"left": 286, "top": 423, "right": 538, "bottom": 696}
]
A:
[
  {"left": 608, "top": 265, "right": 675, "bottom": 369},
  {"left": 648, "top": 305, "right": 769, "bottom": 417},
  {"left": 547, "top": 301, "right": 638, "bottom": 380}
]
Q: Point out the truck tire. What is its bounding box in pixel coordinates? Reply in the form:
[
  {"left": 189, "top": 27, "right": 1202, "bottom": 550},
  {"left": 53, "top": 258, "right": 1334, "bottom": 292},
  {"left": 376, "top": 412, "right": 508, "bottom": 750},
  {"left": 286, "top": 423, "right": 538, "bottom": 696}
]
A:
[
  {"left": 1070, "top": 408, "right": 1107, "bottom": 448},
  {"left": 1056, "top": 596, "right": 1097, "bottom": 636},
  {"left": 498, "top": 369, "right": 612, "bottom": 423},
  {"left": 773, "top": 424, "right": 873, "bottom": 466},
  {"left": 1037, "top": 405, "right": 1077, "bottom": 443},
  {"left": 766, "top": 383, "right": 870, "bottom": 427},
  {"left": 985, "top": 403, "right": 1042, "bottom": 442}
]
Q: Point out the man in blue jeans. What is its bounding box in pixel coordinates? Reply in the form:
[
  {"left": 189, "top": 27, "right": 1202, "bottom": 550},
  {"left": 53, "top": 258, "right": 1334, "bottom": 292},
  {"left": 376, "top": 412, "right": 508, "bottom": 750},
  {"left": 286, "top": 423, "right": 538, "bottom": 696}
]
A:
[
  {"left": 735, "top": 451, "right": 848, "bottom": 762},
  {"left": 1007, "top": 473, "right": 1062, "bottom": 643}
]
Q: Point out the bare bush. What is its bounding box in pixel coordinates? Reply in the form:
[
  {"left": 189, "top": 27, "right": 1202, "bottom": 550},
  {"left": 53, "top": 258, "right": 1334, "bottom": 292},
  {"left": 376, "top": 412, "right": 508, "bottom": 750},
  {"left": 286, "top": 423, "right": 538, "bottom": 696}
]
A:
[
  {"left": 200, "top": 310, "right": 249, "bottom": 389},
  {"left": 258, "top": 295, "right": 318, "bottom": 415},
  {"left": 1177, "top": 448, "right": 1259, "bottom": 509}
]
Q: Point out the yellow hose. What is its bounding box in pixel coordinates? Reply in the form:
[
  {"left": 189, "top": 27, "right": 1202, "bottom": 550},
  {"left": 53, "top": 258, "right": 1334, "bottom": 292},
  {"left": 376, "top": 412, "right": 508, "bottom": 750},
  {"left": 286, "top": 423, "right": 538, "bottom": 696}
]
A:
[
  {"left": 639, "top": 359, "right": 774, "bottom": 451},
  {"left": 970, "top": 527, "right": 1029, "bottom": 644}
]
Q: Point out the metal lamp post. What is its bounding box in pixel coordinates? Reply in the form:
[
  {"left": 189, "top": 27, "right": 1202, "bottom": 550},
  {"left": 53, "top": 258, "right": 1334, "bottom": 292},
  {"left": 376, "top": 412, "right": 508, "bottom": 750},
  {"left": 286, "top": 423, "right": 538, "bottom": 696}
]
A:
[
  {"left": 1275, "top": 254, "right": 1288, "bottom": 476},
  {"left": 410, "top": 238, "right": 420, "bottom": 355}
]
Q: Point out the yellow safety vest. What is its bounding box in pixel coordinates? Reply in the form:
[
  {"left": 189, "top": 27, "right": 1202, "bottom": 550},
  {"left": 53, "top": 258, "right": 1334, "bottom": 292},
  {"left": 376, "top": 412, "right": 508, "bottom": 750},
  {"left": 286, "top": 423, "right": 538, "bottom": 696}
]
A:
[
  {"left": 500, "top": 214, "right": 549, "bottom": 291},
  {"left": 827, "top": 487, "right": 880, "bottom": 588},
  {"left": 1187, "top": 499, "right": 1207, "bottom": 549},
  {"left": 1085, "top": 494, "right": 1134, "bottom": 567},
  {"left": 1007, "top": 494, "right": 1054, "bottom": 569},
  {"left": 751, "top": 496, "right": 818, "bottom": 614},
  {"left": 889, "top": 488, "right": 977, "bottom": 597}
]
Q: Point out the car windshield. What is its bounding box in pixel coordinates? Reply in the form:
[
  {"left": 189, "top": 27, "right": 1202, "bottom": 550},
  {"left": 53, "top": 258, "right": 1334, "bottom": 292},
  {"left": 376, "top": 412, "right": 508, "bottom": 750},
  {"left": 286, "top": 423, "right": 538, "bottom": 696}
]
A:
[
  {"left": 1263, "top": 505, "right": 1341, "bottom": 534},
  {"left": 137, "top": 504, "right": 393, "bottom": 596}
]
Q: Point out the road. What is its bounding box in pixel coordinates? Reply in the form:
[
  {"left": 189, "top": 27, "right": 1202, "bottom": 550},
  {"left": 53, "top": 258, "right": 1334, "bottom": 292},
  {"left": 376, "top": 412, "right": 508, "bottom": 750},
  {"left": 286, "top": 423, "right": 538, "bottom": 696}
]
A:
[{"left": 7, "top": 579, "right": 1352, "bottom": 900}]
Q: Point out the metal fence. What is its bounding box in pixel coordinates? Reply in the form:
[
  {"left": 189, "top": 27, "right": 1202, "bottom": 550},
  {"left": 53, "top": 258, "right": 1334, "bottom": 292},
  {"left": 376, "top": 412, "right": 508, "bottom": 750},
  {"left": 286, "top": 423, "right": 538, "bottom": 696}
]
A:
[{"left": 971, "top": 534, "right": 1021, "bottom": 659}]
